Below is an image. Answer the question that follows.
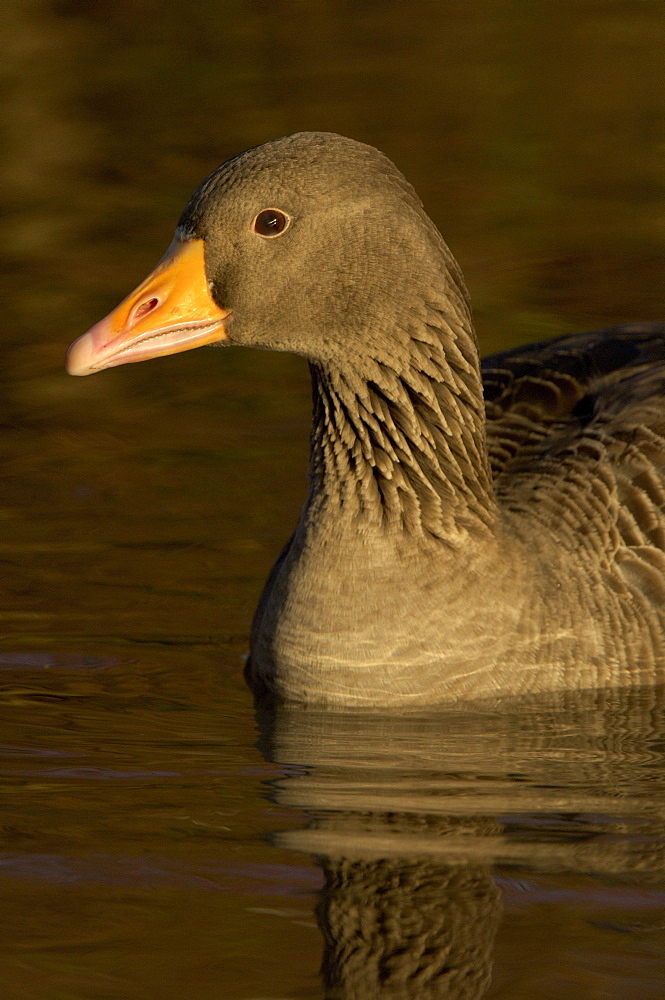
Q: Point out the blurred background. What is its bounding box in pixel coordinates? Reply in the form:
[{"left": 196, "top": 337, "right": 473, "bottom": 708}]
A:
[
  {"left": 4, "top": 0, "right": 664, "bottom": 645},
  {"left": 1, "top": 2, "right": 664, "bottom": 997}
]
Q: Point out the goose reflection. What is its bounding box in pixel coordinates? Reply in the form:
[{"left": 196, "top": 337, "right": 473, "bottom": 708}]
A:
[{"left": 256, "top": 686, "right": 665, "bottom": 999}]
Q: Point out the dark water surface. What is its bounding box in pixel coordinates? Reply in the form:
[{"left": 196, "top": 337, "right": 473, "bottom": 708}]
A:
[{"left": 2, "top": 2, "right": 665, "bottom": 997}]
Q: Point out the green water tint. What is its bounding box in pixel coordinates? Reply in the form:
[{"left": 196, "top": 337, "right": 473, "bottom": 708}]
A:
[
  {"left": 2, "top": 681, "right": 664, "bottom": 998},
  {"left": 2, "top": 0, "right": 665, "bottom": 996}
]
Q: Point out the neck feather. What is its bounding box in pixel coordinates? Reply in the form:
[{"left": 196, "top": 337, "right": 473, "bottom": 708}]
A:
[{"left": 307, "top": 305, "right": 496, "bottom": 545}]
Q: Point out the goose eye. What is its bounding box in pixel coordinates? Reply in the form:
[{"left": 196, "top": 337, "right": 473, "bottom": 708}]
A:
[{"left": 252, "top": 208, "right": 290, "bottom": 238}]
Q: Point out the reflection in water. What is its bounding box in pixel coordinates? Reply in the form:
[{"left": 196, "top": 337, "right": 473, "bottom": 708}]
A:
[
  {"left": 259, "top": 687, "right": 665, "bottom": 998},
  {"left": 318, "top": 858, "right": 499, "bottom": 1000}
]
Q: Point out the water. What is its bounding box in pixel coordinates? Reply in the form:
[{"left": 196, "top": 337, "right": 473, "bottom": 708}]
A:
[
  {"left": 269, "top": 692, "right": 665, "bottom": 999},
  {"left": 2, "top": 2, "right": 665, "bottom": 996}
]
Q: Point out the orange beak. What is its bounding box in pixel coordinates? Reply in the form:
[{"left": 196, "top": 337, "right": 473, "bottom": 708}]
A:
[{"left": 66, "top": 238, "right": 230, "bottom": 376}]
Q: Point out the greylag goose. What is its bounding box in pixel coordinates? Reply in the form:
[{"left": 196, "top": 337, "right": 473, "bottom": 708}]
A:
[{"left": 66, "top": 132, "right": 665, "bottom": 707}]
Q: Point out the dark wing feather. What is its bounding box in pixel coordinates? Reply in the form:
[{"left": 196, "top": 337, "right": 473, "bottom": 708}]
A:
[
  {"left": 482, "top": 322, "right": 665, "bottom": 622},
  {"left": 482, "top": 321, "right": 665, "bottom": 481}
]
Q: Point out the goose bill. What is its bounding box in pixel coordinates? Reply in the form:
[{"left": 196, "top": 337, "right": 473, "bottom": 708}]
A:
[{"left": 65, "top": 238, "right": 230, "bottom": 376}]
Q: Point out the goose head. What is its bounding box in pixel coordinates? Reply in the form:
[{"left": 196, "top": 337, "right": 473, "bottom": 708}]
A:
[{"left": 66, "top": 132, "right": 472, "bottom": 378}]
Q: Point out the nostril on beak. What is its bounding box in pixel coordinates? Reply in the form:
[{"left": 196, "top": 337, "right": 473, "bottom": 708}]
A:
[{"left": 133, "top": 297, "right": 160, "bottom": 322}]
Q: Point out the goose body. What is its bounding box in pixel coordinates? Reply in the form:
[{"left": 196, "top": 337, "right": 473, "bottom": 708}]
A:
[{"left": 66, "top": 132, "right": 665, "bottom": 706}]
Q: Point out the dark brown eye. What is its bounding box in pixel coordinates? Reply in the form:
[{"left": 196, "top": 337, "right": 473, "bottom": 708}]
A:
[{"left": 251, "top": 208, "right": 290, "bottom": 238}]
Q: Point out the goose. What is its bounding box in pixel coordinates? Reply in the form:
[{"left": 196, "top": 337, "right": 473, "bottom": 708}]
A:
[{"left": 66, "top": 131, "right": 665, "bottom": 707}]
